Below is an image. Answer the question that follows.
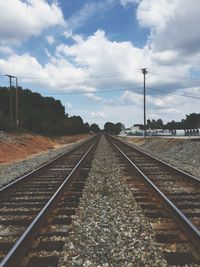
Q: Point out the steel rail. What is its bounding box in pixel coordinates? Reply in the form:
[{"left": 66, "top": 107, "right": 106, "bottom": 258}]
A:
[
  {"left": 0, "top": 139, "right": 97, "bottom": 267},
  {"left": 110, "top": 139, "right": 200, "bottom": 251},
  {"left": 112, "top": 136, "right": 200, "bottom": 183},
  {"left": 0, "top": 135, "right": 96, "bottom": 193}
]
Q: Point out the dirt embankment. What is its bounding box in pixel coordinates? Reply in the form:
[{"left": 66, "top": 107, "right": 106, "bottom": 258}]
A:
[{"left": 0, "top": 132, "right": 90, "bottom": 164}]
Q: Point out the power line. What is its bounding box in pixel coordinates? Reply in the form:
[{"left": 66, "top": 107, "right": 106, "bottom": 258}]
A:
[
  {"left": 148, "top": 87, "right": 200, "bottom": 100},
  {"left": 2, "top": 73, "right": 199, "bottom": 100},
  {"left": 37, "top": 85, "right": 200, "bottom": 100},
  {"left": 39, "top": 87, "right": 143, "bottom": 96},
  {"left": 0, "top": 70, "right": 140, "bottom": 81},
  {"left": 1, "top": 67, "right": 200, "bottom": 83},
  {"left": 1, "top": 68, "right": 199, "bottom": 100},
  {"left": 147, "top": 68, "right": 200, "bottom": 83}
]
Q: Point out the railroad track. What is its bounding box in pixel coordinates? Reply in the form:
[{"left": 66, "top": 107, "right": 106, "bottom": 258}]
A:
[
  {"left": 0, "top": 135, "right": 99, "bottom": 267},
  {"left": 107, "top": 135, "right": 200, "bottom": 266}
]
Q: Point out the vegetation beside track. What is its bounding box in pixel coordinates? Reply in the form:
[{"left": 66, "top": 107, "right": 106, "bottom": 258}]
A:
[{"left": 0, "top": 86, "right": 99, "bottom": 135}]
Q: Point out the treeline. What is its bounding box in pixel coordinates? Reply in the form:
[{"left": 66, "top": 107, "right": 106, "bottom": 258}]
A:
[
  {"left": 135, "top": 113, "right": 200, "bottom": 130},
  {"left": 104, "top": 122, "right": 124, "bottom": 134},
  {"left": 0, "top": 87, "right": 100, "bottom": 135},
  {"left": 165, "top": 113, "right": 200, "bottom": 129}
]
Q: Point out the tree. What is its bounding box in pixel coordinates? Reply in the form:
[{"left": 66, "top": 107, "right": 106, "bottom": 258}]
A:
[
  {"left": 146, "top": 118, "right": 164, "bottom": 129},
  {"left": 104, "top": 122, "right": 114, "bottom": 134},
  {"left": 113, "top": 122, "right": 123, "bottom": 134},
  {"left": 104, "top": 121, "right": 123, "bottom": 134},
  {"left": 164, "top": 114, "right": 200, "bottom": 130},
  {"left": 185, "top": 113, "right": 200, "bottom": 128},
  {"left": 84, "top": 122, "right": 90, "bottom": 133},
  {"left": 90, "top": 123, "right": 100, "bottom": 133},
  {"left": 0, "top": 86, "right": 91, "bottom": 135},
  {"left": 156, "top": 119, "right": 163, "bottom": 129}
]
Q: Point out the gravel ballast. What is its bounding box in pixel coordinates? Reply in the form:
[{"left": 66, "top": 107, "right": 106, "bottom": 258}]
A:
[
  {"left": 123, "top": 137, "right": 200, "bottom": 178},
  {"left": 0, "top": 141, "right": 83, "bottom": 188},
  {"left": 145, "top": 140, "right": 200, "bottom": 178},
  {"left": 59, "top": 136, "right": 167, "bottom": 267}
]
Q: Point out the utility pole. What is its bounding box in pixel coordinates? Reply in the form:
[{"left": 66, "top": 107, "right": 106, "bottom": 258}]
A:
[
  {"left": 141, "top": 68, "right": 148, "bottom": 138},
  {"left": 15, "top": 77, "right": 19, "bottom": 126},
  {"left": 5, "top": 74, "right": 15, "bottom": 125},
  {"left": 5, "top": 75, "right": 19, "bottom": 126}
]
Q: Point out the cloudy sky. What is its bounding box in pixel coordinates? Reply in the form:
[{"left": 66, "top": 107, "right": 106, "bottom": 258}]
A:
[{"left": 0, "top": 0, "right": 199, "bottom": 128}]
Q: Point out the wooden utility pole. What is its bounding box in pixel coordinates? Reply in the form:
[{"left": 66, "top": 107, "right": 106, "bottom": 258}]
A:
[
  {"left": 5, "top": 75, "right": 19, "bottom": 126},
  {"left": 5, "top": 74, "right": 15, "bottom": 125},
  {"left": 141, "top": 68, "right": 148, "bottom": 138},
  {"left": 15, "top": 77, "right": 19, "bottom": 126}
]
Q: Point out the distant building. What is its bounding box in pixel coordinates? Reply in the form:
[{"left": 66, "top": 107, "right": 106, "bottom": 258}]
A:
[
  {"left": 148, "top": 129, "right": 172, "bottom": 136},
  {"left": 131, "top": 126, "right": 140, "bottom": 132}
]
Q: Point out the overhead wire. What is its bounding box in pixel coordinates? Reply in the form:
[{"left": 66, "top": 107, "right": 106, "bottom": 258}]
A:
[
  {"left": 40, "top": 87, "right": 142, "bottom": 96},
  {"left": 1, "top": 67, "right": 200, "bottom": 84},
  {"left": 1, "top": 69, "right": 140, "bottom": 81},
  {"left": 147, "top": 87, "right": 200, "bottom": 100},
  {"left": 147, "top": 68, "right": 200, "bottom": 83},
  {"left": 1, "top": 66, "right": 200, "bottom": 82},
  {"left": 38, "top": 86, "right": 200, "bottom": 100},
  {"left": 1, "top": 68, "right": 199, "bottom": 100}
]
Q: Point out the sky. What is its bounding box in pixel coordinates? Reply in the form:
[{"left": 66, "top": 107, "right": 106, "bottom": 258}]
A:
[{"left": 0, "top": 0, "right": 200, "bottom": 128}]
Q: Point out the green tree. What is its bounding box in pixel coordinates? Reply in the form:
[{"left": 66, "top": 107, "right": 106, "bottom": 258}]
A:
[
  {"left": 104, "top": 122, "right": 114, "bottom": 134},
  {"left": 0, "top": 86, "right": 91, "bottom": 135},
  {"left": 113, "top": 122, "right": 123, "bottom": 134},
  {"left": 104, "top": 122, "right": 123, "bottom": 134},
  {"left": 146, "top": 118, "right": 163, "bottom": 129},
  {"left": 90, "top": 123, "right": 100, "bottom": 133},
  {"left": 185, "top": 113, "right": 200, "bottom": 128}
]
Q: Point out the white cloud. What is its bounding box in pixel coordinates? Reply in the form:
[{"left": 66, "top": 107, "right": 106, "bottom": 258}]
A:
[
  {"left": 121, "top": 90, "right": 178, "bottom": 109},
  {"left": 56, "top": 29, "right": 192, "bottom": 93},
  {"left": 56, "top": 30, "right": 150, "bottom": 83},
  {"left": 135, "top": 0, "right": 200, "bottom": 57},
  {"left": 0, "top": 52, "right": 96, "bottom": 93},
  {"left": 0, "top": 0, "right": 65, "bottom": 43},
  {"left": 0, "top": 21, "right": 199, "bottom": 128},
  {"left": 90, "top": 112, "right": 106, "bottom": 119},
  {"left": 136, "top": 0, "right": 176, "bottom": 29},
  {"left": 85, "top": 93, "right": 114, "bottom": 105},
  {"left": 66, "top": 102, "right": 72, "bottom": 109},
  {"left": 95, "top": 105, "right": 144, "bottom": 127},
  {"left": 120, "top": 90, "right": 143, "bottom": 106},
  {"left": 0, "top": 53, "right": 49, "bottom": 80},
  {"left": 63, "top": 29, "right": 73, "bottom": 39},
  {"left": 85, "top": 93, "right": 104, "bottom": 102},
  {"left": 151, "top": 50, "right": 179, "bottom": 65},
  {"left": 88, "top": 86, "right": 199, "bottom": 127},
  {"left": 46, "top": 35, "right": 55, "bottom": 45},
  {"left": 0, "top": 46, "right": 13, "bottom": 55},
  {"left": 0, "top": 29, "right": 195, "bottom": 96},
  {"left": 44, "top": 48, "right": 51, "bottom": 58}
]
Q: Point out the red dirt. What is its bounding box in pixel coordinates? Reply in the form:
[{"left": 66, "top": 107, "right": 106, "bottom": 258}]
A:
[{"left": 0, "top": 133, "right": 89, "bottom": 164}]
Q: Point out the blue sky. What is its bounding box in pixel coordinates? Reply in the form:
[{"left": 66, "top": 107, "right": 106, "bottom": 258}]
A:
[{"left": 0, "top": 0, "right": 200, "bottom": 128}]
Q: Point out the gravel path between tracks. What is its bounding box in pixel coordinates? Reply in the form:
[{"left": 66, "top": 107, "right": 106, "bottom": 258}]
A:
[
  {"left": 59, "top": 136, "right": 168, "bottom": 267},
  {"left": 0, "top": 141, "right": 81, "bottom": 188}
]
